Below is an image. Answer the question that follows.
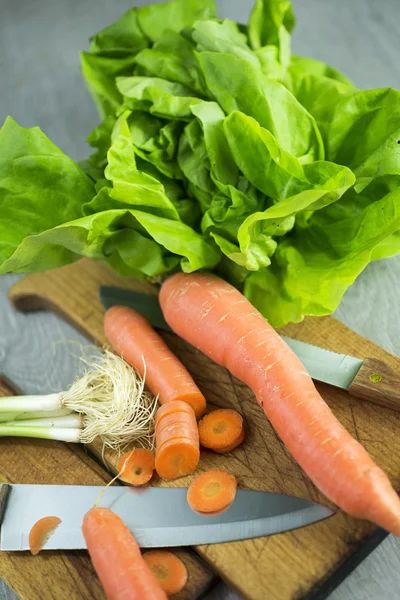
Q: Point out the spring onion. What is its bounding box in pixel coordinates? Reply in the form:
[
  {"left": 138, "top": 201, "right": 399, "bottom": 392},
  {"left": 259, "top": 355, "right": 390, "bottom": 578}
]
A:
[{"left": 0, "top": 351, "right": 157, "bottom": 451}]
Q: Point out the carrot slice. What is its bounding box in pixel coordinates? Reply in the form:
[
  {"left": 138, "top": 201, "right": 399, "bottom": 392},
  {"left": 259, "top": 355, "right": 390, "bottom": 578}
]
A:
[
  {"left": 29, "top": 516, "right": 62, "bottom": 555},
  {"left": 83, "top": 507, "right": 167, "bottom": 599},
  {"left": 155, "top": 438, "right": 200, "bottom": 482},
  {"left": 199, "top": 409, "right": 244, "bottom": 453},
  {"left": 155, "top": 400, "right": 196, "bottom": 425},
  {"left": 143, "top": 550, "right": 188, "bottom": 596},
  {"left": 214, "top": 427, "right": 245, "bottom": 454},
  {"left": 187, "top": 470, "right": 237, "bottom": 514},
  {"left": 160, "top": 272, "right": 400, "bottom": 534},
  {"left": 155, "top": 402, "right": 200, "bottom": 481},
  {"left": 157, "top": 413, "right": 199, "bottom": 446},
  {"left": 118, "top": 448, "right": 155, "bottom": 486},
  {"left": 104, "top": 306, "right": 206, "bottom": 418}
]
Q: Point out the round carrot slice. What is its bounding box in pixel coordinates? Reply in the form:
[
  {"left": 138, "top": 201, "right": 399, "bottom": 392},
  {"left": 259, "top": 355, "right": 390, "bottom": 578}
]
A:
[
  {"left": 214, "top": 427, "right": 245, "bottom": 454},
  {"left": 199, "top": 409, "right": 243, "bottom": 452},
  {"left": 155, "top": 438, "right": 200, "bottom": 481},
  {"left": 187, "top": 470, "right": 237, "bottom": 513},
  {"left": 143, "top": 550, "right": 188, "bottom": 596},
  {"left": 118, "top": 448, "right": 155, "bottom": 486},
  {"left": 29, "top": 516, "right": 62, "bottom": 555}
]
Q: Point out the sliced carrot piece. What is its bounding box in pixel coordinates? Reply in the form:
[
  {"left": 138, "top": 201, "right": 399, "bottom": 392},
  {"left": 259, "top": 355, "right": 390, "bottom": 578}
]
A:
[
  {"left": 199, "top": 409, "right": 244, "bottom": 452},
  {"left": 155, "top": 438, "right": 200, "bottom": 481},
  {"left": 214, "top": 427, "right": 245, "bottom": 454},
  {"left": 155, "top": 400, "right": 196, "bottom": 425},
  {"left": 118, "top": 448, "right": 155, "bottom": 486},
  {"left": 29, "top": 516, "right": 62, "bottom": 555},
  {"left": 155, "top": 402, "right": 200, "bottom": 481},
  {"left": 187, "top": 470, "right": 237, "bottom": 514},
  {"left": 157, "top": 414, "right": 199, "bottom": 446},
  {"left": 143, "top": 550, "right": 188, "bottom": 596}
]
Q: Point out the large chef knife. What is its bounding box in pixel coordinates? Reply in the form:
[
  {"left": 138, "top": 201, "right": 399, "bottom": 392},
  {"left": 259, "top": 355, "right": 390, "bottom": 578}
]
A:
[
  {"left": 0, "top": 484, "right": 332, "bottom": 551},
  {"left": 100, "top": 286, "right": 400, "bottom": 412}
]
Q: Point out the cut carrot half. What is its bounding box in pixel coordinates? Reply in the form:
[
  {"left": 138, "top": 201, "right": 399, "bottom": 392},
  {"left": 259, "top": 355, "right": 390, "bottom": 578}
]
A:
[
  {"left": 118, "top": 448, "right": 155, "bottom": 486},
  {"left": 214, "top": 427, "right": 245, "bottom": 454},
  {"left": 143, "top": 550, "right": 188, "bottom": 596},
  {"left": 199, "top": 409, "right": 244, "bottom": 452},
  {"left": 155, "top": 438, "right": 200, "bottom": 481},
  {"left": 29, "top": 516, "right": 62, "bottom": 555},
  {"left": 187, "top": 470, "right": 237, "bottom": 514}
]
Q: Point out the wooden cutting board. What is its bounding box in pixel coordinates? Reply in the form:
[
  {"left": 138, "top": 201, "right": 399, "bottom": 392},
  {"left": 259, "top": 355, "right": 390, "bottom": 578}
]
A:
[{"left": 8, "top": 259, "right": 400, "bottom": 600}]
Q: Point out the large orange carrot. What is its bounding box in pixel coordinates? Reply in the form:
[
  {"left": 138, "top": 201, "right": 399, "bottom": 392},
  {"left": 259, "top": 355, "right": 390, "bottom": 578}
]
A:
[
  {"left": 160, "top": 273, "right": 400, "bottom": 534},
  {"left": 155, "top": 401, "right": 200, "bottom": 481},
  {"left": 104, "top": 306, "right": 206, "bottom": 418},
  {"left": 82, "top": 507, "right": 167, "bottom": 600}
]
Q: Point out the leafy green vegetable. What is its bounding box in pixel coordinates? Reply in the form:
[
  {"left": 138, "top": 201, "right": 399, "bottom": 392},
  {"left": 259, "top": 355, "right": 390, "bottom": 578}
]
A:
[
  {"left": 245, "top": 184, "right": 400, "bottom": 327},
  {"left": 1, "top": 0, "right": 400, "bottom": 327},
  {"left": 136, "top": 0, "right": 217, "bottom": 43},
  {"left": 0, "top": 117, "right": 95, "bottom": 272}
]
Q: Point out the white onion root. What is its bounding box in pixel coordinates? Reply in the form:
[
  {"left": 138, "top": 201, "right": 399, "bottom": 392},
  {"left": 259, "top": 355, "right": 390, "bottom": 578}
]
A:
[{"left": 61, "top": 350, "right": 157, "bottom": 453}]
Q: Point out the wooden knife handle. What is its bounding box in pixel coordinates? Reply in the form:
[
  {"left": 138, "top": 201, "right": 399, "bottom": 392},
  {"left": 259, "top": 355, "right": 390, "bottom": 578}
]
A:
[{"left": 349, "top": 357, "right": 400, "bottom": 412}]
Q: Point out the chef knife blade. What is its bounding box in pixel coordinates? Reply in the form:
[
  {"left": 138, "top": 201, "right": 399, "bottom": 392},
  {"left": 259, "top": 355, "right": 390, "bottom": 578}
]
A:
[
  {"left": 100, "top": 285, "right": 400, "bottom": 411},
  {"left": 0, "top": 484, "right": 333, "bottom": 551}
]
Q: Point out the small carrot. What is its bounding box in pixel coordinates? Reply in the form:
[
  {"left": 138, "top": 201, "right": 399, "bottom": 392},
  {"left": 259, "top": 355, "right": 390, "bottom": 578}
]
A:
[
  {"left": 155, "top": 401, "right": 200, "bottom": 481},
  {"left": 82, "top": 507, "right": 167, "bottom": 600},
  {"left": 29, "top": 516, "right": 61, "bottom": 555},
  {"left": 143, "top": 550, "right": 188, "bottom": 596},
  {"left": 187, "top": 470, "right": 237, "bottom": 514},
  {"left": 118, "top": 448, "right": 155, "bottom": 486},
  {"left": 199, "top": 409, "right": 244, "bottom": 453},
  {"left": 104, "top": 306, "right": 206, "bottom": 418},
  {"left": 160, "top": 272, "right": 400, "bottom": 534}
]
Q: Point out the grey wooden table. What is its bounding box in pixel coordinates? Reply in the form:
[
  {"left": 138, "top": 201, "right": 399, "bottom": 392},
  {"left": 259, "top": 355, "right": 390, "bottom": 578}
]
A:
[{"left": 1, "top": 0, "right": 400, "bottom": 598}]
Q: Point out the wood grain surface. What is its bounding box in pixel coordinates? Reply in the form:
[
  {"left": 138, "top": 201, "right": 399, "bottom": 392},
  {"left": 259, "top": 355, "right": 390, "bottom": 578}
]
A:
[
  {"left": 0, "top": 375, "right": 214, "bottom": 600},
  {"left": 8, "top": 259, "right": 400, "bottom": 600}
]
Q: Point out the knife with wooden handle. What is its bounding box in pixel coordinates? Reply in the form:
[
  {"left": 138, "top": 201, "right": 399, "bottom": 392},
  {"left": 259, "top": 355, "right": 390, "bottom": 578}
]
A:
[{"left": 100, "top": 286, "right": 400, "bottom": 412}]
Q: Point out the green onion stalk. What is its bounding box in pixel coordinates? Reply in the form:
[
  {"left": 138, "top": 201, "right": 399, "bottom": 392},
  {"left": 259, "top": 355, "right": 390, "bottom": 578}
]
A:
[{"left": 0, "top": 351, "right": 157, "bottom": 451}]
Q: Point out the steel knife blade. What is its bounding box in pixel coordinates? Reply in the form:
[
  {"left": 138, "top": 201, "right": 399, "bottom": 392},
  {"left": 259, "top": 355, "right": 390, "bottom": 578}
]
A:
[
  {"left": 0, "top": 484, "right": 333, "bottom": 551},
  {"left": 100, "top": 285, "right": 400, "bottom": 411}
]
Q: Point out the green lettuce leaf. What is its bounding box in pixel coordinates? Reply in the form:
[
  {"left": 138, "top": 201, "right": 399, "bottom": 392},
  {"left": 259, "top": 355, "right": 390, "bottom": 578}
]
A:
[
  {"left": 245, "top": 183, "right": 400, "bottom": 326},
  {"left": 89, "top": 9, "right": 149, "bottom": 54},
  {"left": 134, "top": 30, "right": 205, "bottom": 94},
  {"left": 136, "top": 0, "right": 217, "bottom": 43},
  {"left": 248, "top": 0, "right": 295, "bottom": 76},
  {"left": 197, "top": 52, "right": 324, "bottom": 162},
  {"left": 192, "top": 19, "right": 259, "bottom": 66},
  {"left": 117, "top": 76, "right": 203, "bottom": 119},
  {"left": 325, "top": 88, "right": 400, "bottom": 191},
  {"left": 0, "top": 117, "right": 95, "bottom": 273}
]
